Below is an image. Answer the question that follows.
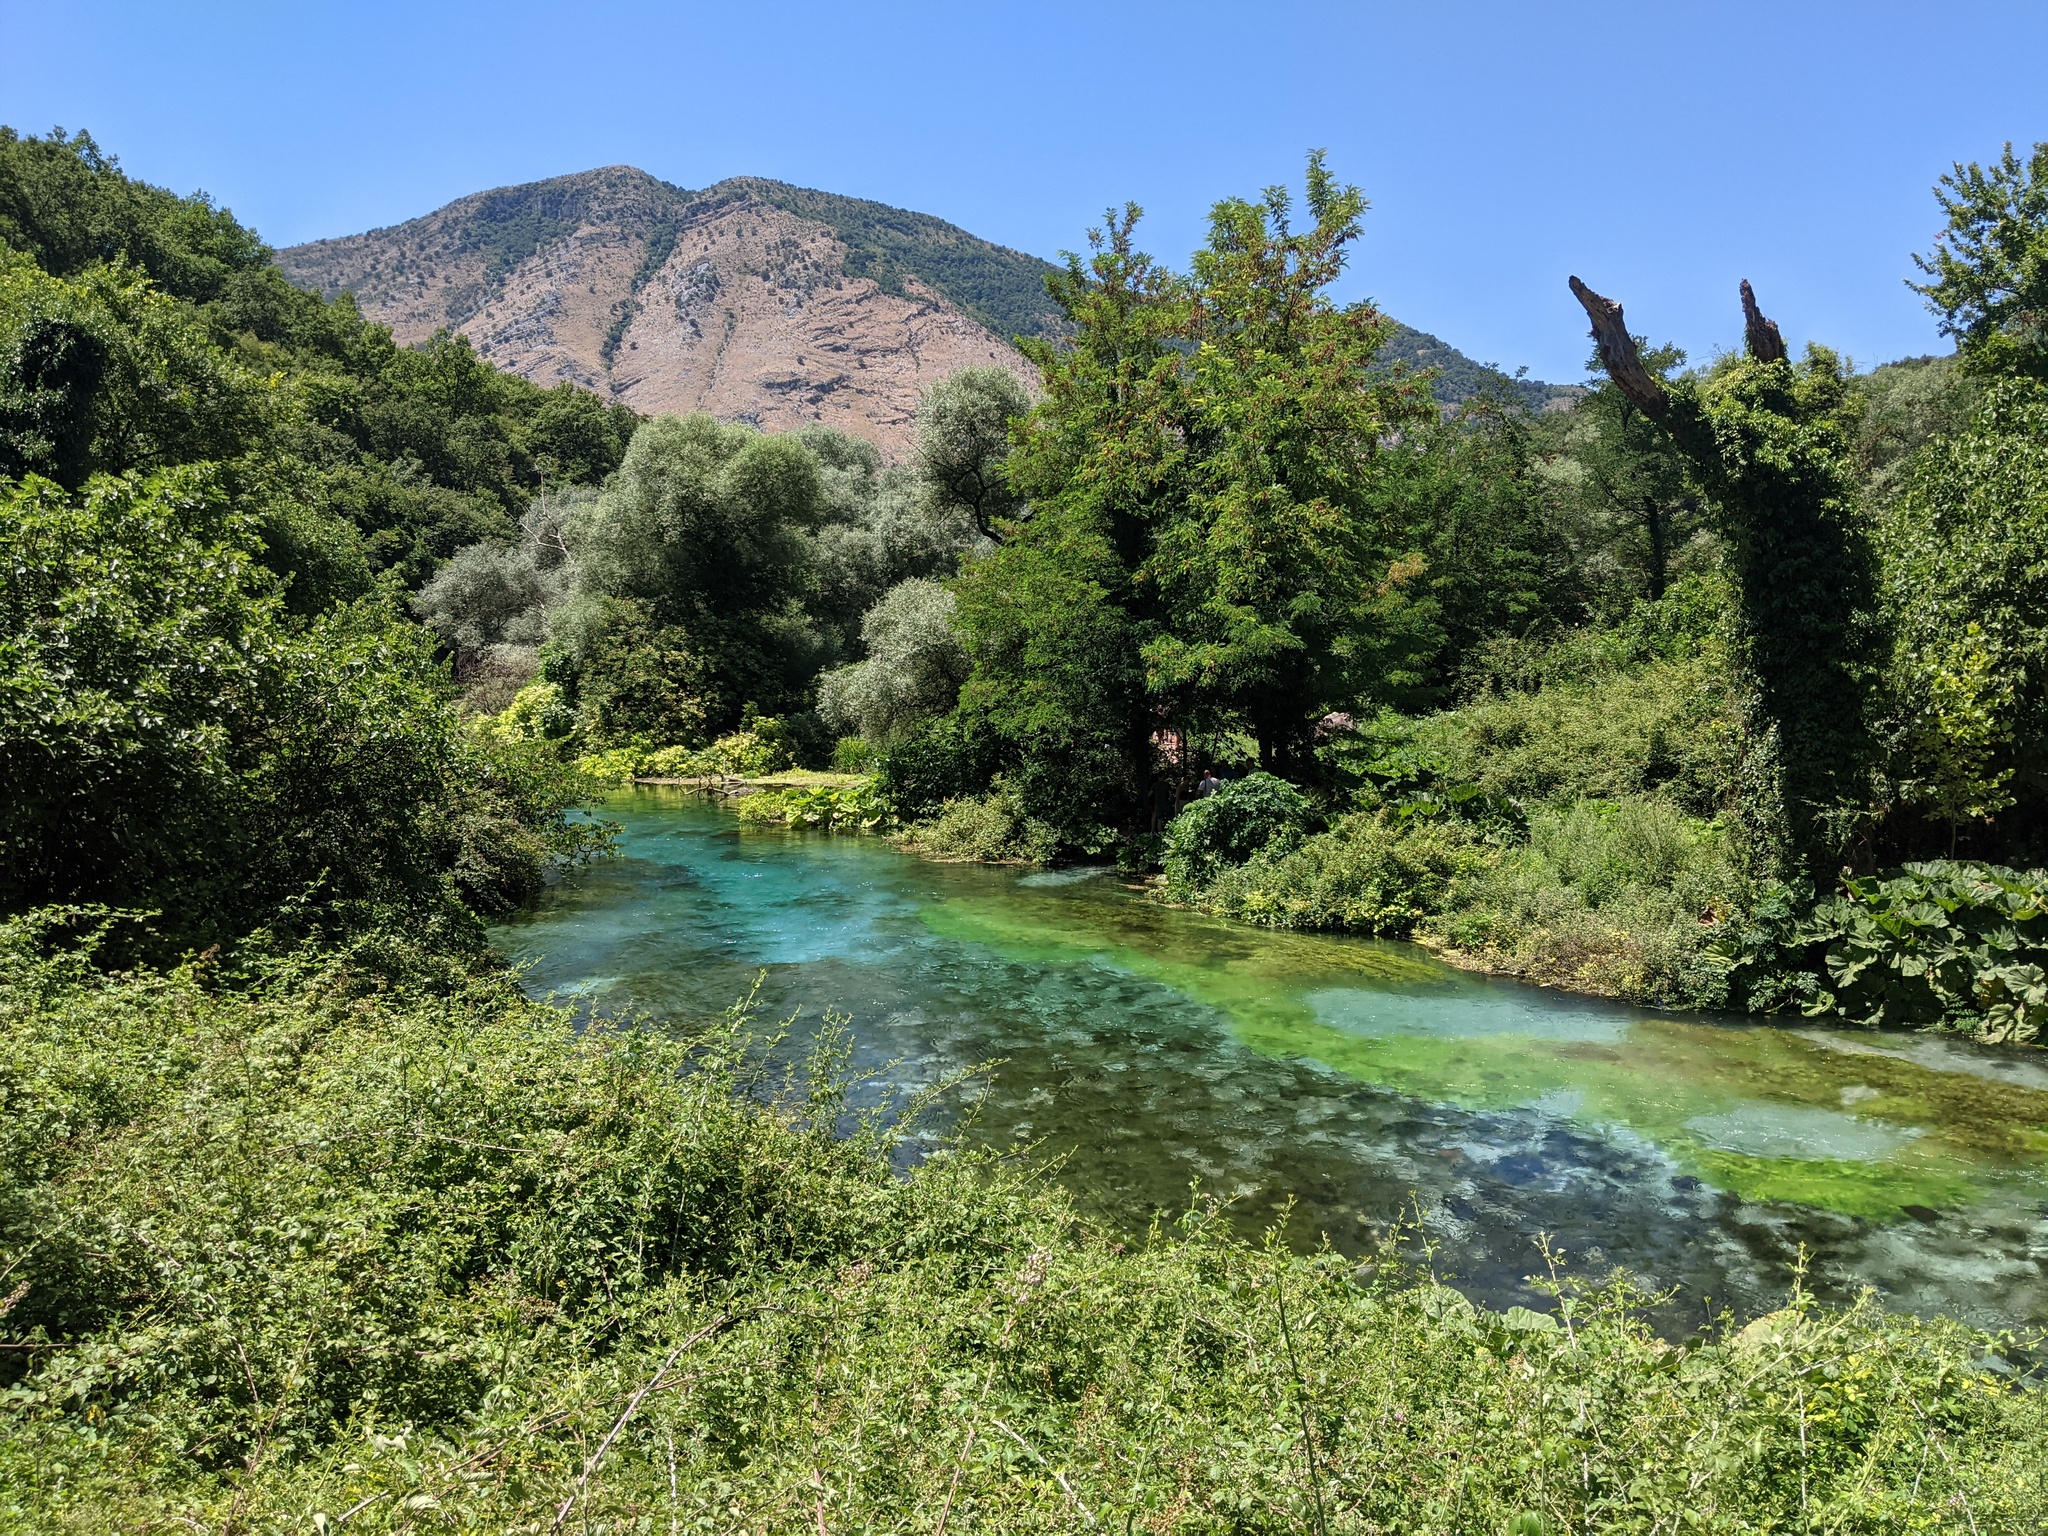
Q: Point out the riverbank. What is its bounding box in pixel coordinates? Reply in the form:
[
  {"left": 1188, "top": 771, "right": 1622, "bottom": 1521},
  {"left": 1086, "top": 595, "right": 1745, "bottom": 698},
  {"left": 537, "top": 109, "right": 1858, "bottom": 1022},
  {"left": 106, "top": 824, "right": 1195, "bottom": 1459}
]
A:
[
  {"left": 5, "top": 916, "right": 2042, "bottom": 1533},
  {"left": 495, "top": 791, "right": 2048, "bottom": 1327}
]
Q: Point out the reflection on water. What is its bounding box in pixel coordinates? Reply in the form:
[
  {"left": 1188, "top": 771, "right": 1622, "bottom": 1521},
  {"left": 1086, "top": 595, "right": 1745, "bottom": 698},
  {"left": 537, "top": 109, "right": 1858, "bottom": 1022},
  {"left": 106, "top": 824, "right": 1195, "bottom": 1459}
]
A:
[{"left": 492, "top": 789, "right": 2048, "bottom": 1329}]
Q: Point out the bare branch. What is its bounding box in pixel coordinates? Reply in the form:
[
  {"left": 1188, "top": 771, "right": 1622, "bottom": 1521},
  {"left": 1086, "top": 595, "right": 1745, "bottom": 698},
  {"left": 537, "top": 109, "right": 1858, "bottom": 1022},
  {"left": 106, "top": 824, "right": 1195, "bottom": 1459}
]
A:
[
  {"left": 1568, "top": 277, "right": 1668, "bottom": 418},
  {"left": 1740, "top": 280, "right": 1788, "bottom": 363}
]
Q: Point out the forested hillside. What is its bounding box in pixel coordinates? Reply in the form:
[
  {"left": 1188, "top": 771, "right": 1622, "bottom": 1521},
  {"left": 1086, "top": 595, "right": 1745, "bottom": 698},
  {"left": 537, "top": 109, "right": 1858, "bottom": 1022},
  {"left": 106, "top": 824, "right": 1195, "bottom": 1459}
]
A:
[
  {"left": 5, "top": 123, "right": 2048, "bottom": 1530},
  {"left": 0, "top": 125, "right": 622, "bottom": 945}
]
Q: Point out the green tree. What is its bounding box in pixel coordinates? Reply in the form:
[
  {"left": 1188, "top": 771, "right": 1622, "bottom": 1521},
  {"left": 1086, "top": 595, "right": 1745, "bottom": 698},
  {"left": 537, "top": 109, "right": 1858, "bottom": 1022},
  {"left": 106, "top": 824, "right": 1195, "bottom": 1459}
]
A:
[
  {"left": 914, "top": 365, "right": 1030, "bottom": 540},
  {"left": 0, "top": 251, "right": 262, "bottom": 487},
  {"left": 1548, "top": 344, "right": 1704, "bottom": 609},
  {"left": 954, "top": 205, "right": 1185, "bottom": 831},
  {"left": 1140, "top": 154, "right": 1436, "bottom": 773},
  {"left": 818, "top": 578, "right": 969, "bottom": 746},
  {"left": 0, "top": 127, "right": 270, "bottom": 302},
  {"left": 1911, "top": 140, "right": 2048, "bottom": 381},
  {"left": 0, "top": 469, "right": 586, "bottom": 945},
  {"left": 1570, "top": 278, "right": 1880, "bottom": 878},
  {"left": 954, "top": 159, "right": 1437, "bottom": 837},
  {"left": 556, "top": 415, "right": 828, "bottom": 737},
  {"left": 1876, "top": 379, "right": 2048, "bottom": 854},
  {"left": 1372, "top": 388, "right": 1580, "bottom": 698},
  {"left": 524, "top": 382, "right": 638, "bottom": 487}
]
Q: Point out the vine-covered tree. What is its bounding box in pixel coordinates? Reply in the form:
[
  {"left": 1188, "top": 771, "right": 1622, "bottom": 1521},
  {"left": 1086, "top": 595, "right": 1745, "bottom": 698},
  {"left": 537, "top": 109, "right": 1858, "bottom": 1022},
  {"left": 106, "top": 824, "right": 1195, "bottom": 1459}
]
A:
[{"left": 1569, "top": 278, "right": 1880, "bottom": 879}]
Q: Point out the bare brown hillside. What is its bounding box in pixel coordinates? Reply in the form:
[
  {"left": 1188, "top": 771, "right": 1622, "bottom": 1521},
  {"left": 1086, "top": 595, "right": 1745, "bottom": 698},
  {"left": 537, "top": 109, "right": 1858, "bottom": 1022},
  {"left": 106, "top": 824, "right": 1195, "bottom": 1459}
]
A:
[{"left": 278, "top": 168, "right": 1054, "bottom": 457}]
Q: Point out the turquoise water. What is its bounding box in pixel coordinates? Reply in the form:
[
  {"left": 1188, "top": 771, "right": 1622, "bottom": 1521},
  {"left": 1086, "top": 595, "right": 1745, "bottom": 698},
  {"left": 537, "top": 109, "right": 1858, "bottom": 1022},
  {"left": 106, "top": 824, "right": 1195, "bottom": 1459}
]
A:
[{"left": 493, "top": 789, "right": 2048, "bottom": 1328}]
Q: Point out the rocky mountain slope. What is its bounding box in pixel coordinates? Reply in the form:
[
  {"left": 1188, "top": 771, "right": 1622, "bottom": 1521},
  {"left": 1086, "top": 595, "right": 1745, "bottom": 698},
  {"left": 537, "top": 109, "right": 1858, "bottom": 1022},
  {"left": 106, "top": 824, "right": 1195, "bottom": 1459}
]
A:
[
  {"left": 279, "top": 168, "right": 1576, "bottom": 454},
  {"left": 279, "top": 168, "right": 1058, "bottom": 456}
]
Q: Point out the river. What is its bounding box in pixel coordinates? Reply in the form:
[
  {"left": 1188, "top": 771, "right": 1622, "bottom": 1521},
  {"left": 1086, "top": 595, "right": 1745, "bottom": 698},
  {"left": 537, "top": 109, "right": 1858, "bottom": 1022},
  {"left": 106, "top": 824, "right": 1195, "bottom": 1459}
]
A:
[{"left": 492, "top": 788, "right": 2048, "bottom": 1330}]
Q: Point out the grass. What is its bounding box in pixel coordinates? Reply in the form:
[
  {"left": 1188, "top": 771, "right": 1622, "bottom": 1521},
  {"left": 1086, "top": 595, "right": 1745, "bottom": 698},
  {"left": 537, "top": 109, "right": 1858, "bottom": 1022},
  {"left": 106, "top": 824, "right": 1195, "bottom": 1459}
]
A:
[
  {"left": 897, "top": 784, "right": 1061, "bottom": 864},
  {"left": 6, "top": 913, "right": 2041, "bottom": 1532},
  {"left": 1182, "top": 796, "right": 1744, "bottom": 1008}
]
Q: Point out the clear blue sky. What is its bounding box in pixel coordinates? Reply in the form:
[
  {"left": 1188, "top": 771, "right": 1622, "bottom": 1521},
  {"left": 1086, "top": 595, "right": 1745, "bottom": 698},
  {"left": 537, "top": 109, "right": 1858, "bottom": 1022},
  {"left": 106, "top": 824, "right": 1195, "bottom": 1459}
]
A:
[{"left": 5, "top": 0, "right": 2045, "bottom": 381}]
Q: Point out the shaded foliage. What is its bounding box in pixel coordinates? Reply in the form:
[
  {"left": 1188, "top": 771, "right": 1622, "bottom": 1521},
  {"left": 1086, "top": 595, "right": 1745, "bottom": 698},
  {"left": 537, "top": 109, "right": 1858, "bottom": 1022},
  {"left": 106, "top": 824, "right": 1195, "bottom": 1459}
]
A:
[{"left": 0, "top": 470, "right": 595, "bottom": 950}]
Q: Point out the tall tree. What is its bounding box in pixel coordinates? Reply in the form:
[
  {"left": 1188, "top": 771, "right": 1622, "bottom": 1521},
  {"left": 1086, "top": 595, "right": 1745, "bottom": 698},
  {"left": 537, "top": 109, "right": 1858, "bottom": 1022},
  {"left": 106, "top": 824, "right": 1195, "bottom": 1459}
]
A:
[
  {"left": 951, "top": 206, "right": 1186, "bottom": 832},
  {"left": 1911, "top": 140, "right": 2048, "bottom": 382},
  {"left": 1141, "top": 153, "right": 1435, "bottom": 773},
  {"left": 914, "top": 366, "right": 1030, "bottom": 541},
  {"left": 1570, "top": 278, "right": 1880, "bottom": 879},
  {"left": 1555, "top": 343, "right": 1702, "bottom": 607},
  {"left": 956, "top": 156, "right": 1435, "bottom": 838}
]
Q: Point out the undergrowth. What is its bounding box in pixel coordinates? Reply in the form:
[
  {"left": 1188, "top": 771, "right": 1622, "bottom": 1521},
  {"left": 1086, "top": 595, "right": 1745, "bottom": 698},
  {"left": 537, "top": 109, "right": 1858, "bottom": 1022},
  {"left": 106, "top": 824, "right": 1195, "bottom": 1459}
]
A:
[
  {"left": 896, "top": 782, "right": 1061, "bottom": 864},
  {"left": 1, "top": 911, "right": 2043, "bottom": 1533},
  {"left": 1165, "top": 601, "right": 1761, "bottom": 1008}
]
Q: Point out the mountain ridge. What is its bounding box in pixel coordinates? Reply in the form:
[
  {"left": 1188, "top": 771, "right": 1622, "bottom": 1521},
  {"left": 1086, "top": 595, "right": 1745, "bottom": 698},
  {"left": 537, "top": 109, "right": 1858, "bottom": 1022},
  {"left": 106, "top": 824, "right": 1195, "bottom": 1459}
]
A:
[{"left": 278, "top": 167, "right": 1577, "bottom": 453}]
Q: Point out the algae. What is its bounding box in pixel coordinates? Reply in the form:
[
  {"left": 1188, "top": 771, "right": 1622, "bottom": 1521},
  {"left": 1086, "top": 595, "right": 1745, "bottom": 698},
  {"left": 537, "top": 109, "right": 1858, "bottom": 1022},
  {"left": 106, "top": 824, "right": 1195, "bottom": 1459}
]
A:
[{"left": 918, "top": 884, "right": 2048, "bottom": 1219}]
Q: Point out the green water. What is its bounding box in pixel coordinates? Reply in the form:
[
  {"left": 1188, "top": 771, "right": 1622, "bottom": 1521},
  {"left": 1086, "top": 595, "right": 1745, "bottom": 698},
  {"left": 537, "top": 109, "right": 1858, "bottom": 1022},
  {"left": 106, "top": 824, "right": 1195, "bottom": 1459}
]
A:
[{"left": 493, "top": 789, "right": 2048, "bottom": 1328}]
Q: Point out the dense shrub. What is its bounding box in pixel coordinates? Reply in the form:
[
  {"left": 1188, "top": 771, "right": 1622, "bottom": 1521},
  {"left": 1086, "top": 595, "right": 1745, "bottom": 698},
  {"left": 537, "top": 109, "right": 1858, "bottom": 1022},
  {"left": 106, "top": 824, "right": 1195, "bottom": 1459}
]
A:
[
  {"left": 1162, "top": 772, "right": 1317, "bottom": 892},
  {"left": 1192, "top": 810, "right": 1495, "bottom": 933},
  {"left": 1182, "top": 796, "right": 1745, "bottom": 1007},
  {"left": 1428, "top": 799, "right": 1748, "bottom": 1006},
  {"left": 574, "top": 730, "right": 793, "bottom": 786},
  {"left": 874, "top": 710, "right": 1007, "bottom": 819},
  {"left": 0, "top": 469, "right": 594, "bottom": 948},
  {"left": 1413, "top": 646, "right": 1744, "bottom": 820},
  {"left": 3, "top": 933, "right": 2042, "bottom": 1532},
  {"left": 832, "top": 733, "right": 879, "bottom": 772},
  {"left": 897, "top": 783, "right": 1060, "bottom": 864},
  {"left": 1806, "top": 859, "right": 2048, "bottom": 1042}
]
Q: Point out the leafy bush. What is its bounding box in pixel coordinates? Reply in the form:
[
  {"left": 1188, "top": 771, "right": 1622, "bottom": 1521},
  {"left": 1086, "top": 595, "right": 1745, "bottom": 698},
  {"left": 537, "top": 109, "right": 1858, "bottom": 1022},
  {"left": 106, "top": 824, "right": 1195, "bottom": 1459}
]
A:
[
  {"left": 698, "top": 729, "right": 788, "bottom": 777},
  {"left": 0, "top": 469, "right": 593, "bottom": 948},
  {"left": 733, "top": 780, "right": 888, "bottom": 833},
  {"left": 2, "top": 935, "right": 2042, "bottom": 1532},
  {"left": 1162, "top": 772, "right": 1316, "bottom": 893},
  {"left": 481, "top": 680, "right": 575, "bottom": 744},
  {"left": 1181, "top": 796, "right": 1745, "bottom": 1007},
  {"left": 874, "top": 711, "right": 1005, "bottom": 819},
  {"left": 1805, "top": 859, "right": 2048, "bottom": 1042},
  {"left": 1412, "top": 645, "right": 1744, "bottom": 821},
  {"left": 575, "top": 730, "right": 790, "bottom": 786},
  {"left": 1194, "top": 811, "right": 1495, "bottom": 933},
  {"left": 832, "top": 734, "right": 879, "bottom": 772},
  {"left": 573, "top": 745, "right": 645, "bottom": 786},
  {"left": 1425, "top": 799, "right": 1744, "bottom": 1006},
  {"left": 897, "top": 784, "right": 1059, "bottom": 864},
  {"left": 1346, "top": 728, "right": 1525, "bottom": 837}
]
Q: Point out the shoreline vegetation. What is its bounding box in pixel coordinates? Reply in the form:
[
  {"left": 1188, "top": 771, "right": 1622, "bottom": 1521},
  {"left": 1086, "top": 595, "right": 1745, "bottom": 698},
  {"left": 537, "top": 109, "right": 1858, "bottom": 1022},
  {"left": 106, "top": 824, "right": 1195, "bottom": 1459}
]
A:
[
  {"left": 8, "top": 127, "right": 2048, "bottom": 1526},
  {"left": 6, "top": 923, "right": 2044, "bottom": 1533}
]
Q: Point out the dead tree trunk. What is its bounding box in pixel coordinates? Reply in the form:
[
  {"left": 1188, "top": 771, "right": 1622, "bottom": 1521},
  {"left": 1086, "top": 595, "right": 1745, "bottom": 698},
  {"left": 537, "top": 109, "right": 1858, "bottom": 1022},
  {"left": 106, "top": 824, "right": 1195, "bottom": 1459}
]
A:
[{"left": 1739, "top": 279, "right": 1788, "bottom": 364}]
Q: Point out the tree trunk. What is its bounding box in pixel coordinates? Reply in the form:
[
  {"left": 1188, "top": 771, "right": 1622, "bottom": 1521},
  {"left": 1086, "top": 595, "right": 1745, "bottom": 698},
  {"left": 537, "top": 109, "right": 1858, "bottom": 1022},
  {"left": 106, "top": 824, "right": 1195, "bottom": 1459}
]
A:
[{"left": 1568, "top": 277, "right": 1669, "bottom": 418}]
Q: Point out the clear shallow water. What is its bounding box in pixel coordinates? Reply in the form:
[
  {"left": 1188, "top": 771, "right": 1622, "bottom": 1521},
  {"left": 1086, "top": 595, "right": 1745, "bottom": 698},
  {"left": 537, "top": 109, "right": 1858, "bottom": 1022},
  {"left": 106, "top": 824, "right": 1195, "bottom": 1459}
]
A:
[{"left": 493, "top": 789, "right": 2048, "bottom": 1330}]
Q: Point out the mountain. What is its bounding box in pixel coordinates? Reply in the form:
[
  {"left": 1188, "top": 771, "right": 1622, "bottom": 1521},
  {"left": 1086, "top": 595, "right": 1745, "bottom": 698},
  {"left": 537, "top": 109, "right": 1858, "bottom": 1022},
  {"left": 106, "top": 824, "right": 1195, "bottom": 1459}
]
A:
[
  {"left": 279, "top": 167, "right": 1059, "bottom": 456},
  {"left": 1380, "top": 323, "right": 1584, "bottom": 413},
  {"left": 278, "top": 168, "right": 1577, "bottom": 453}
]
